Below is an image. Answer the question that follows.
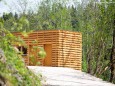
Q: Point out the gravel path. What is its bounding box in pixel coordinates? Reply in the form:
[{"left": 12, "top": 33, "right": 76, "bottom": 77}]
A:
[{"left": 28, "top": 66, "right": 115, "bottom": 86}]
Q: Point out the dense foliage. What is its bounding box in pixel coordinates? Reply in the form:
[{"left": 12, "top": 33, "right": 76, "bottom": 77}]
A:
[
  {"left": 0, "top": 16, "right": 46, "bottom": 86},
  {"left": 0, "top": 28, "right": 42, "bottom": 85},
  {"left": 0, "top": 0, "right": 115, "bottom": 84}
]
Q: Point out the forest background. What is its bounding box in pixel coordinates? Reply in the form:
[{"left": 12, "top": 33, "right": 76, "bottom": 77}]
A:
[{"left": 0, "top": 0, "right": 115, "bottom": 84}]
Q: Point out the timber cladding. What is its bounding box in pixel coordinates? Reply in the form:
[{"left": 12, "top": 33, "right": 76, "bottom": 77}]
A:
[{"left": 12, "top": 30, "right": 82, "bottom": 70}]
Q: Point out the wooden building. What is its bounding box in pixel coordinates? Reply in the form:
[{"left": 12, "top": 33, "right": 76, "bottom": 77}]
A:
[{"left": 13, "top": 30, "right": 82, "bottom": 70}]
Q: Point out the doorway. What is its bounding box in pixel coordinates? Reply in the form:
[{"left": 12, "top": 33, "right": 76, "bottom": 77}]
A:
[{"left": 44, "top": 44, "right": 52, "bottom": 66}]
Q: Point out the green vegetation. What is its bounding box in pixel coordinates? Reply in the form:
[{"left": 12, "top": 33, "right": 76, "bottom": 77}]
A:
[
  {"left": 0, "top": 0, "right": 115, "bottom": 84},
  {"left": 0, "top": 14, "right": 45, "bottom": 86}
]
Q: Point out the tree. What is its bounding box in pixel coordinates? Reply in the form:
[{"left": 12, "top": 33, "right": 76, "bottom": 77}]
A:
[{"left": 110, "top": 2, "right": 115, "bottom": 82}]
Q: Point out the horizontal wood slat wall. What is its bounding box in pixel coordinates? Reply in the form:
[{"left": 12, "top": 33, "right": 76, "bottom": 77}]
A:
[{"left": 12, "top": 30, "right": 82, "bottom": 70}]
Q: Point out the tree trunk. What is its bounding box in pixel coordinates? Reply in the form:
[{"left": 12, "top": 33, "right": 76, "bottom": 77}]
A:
[{"left": 110, "top": 20, "right": 115, "bottom": 82}]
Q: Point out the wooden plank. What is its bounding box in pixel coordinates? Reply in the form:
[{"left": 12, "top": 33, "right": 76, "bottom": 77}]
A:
[{"left": 12, "top": 30, "right": 82, "bottom": 70}]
